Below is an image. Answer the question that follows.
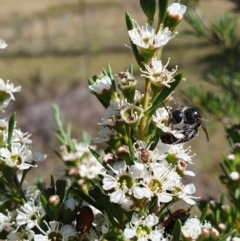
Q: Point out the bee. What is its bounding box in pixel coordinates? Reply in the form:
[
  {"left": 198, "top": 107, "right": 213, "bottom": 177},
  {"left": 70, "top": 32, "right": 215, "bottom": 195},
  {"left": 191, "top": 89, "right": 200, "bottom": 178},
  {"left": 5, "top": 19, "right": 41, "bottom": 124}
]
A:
[
  {"left": 160, "top": 106, "right": 209, "bottom": 144},
  {"left": 163, "top": 208, "right": 190, "bottom": 236}
]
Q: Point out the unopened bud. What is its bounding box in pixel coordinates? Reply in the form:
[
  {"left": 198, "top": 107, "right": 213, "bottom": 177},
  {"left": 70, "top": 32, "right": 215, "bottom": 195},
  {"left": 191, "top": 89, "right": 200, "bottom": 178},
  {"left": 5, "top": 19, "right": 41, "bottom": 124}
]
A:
[
  {"left": 102, "top": 153, "right": 115, "bottom": 165},
  {"left": 165, "top": 3, "right": 187, "bottom": 31},
  {"left": 229, "top": 171, "right": 240, "bottom": 181},
  {"left": 210, "top": 227, "right": 220, "bottom": 239},
  {"left": 218, "top": 223, "right": 226, "bottom": 230},
  {"left": 117, "top": 145, "right": 130, "bottom": 155},
  {"left": 201, "top": 227, "right": 210, "bottom": 238},
  {"left": 49, "top": 195, "right": 60, "bottom": 206}
]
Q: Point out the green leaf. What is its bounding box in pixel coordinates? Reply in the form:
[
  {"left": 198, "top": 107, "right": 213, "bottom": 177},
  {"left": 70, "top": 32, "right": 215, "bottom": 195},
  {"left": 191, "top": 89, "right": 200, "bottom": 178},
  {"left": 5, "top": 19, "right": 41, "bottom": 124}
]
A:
[
  {"left": 148, "top": 73, "right": 182, "bottom": 115},
  {"left": 125, "top": 12, "right": 143, "bottom": 67},
  {"left": 2, "top": 165, "right": 15, "bottom": 183},
  {"left": 199, "top": 203, "right": 209, "bottom": 223},
  {"left": 72, "top": 187, "right": 103, "bottom": 212},
  {"left": 7, "top": 112, "right": 16, "bottom": 149},
  {"left": 50, "top": 175, "right": 55, "bottom": 188},
  {"left": 158, "top": 0, "right": 169, "bottom": 26},
  {"left": 218, "top": 229, "right": 236, "bottom": 241},
  {"left": 173, "top": 219, "right": 182, "bottom": 241},
  {"left": 88, "top": 147, "right": 102, "bottom": 164}
]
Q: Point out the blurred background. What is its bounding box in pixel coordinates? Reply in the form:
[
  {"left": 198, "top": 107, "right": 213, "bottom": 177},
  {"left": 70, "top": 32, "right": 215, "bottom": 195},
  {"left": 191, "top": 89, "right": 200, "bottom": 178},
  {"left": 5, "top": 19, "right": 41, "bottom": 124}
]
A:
[{"left": 0, "top": 0, "right": 235, "bottom": 199}]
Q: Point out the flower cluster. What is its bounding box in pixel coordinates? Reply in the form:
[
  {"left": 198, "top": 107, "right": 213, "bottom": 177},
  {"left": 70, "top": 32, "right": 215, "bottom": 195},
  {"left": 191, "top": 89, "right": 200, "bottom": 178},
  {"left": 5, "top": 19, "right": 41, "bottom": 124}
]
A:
[
  {"left": 83, "top": 1, "right": 225, "bottom": 240},
  {"left": 0, "top": 0, "right": 237, "bottom": 240}
]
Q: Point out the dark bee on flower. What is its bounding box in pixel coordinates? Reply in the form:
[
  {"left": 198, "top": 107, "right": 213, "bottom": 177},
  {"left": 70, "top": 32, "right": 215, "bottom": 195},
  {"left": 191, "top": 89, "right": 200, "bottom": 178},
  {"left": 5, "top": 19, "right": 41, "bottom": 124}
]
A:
[{"left": 160, "top": 106, "right": 209, "bottom": 144}]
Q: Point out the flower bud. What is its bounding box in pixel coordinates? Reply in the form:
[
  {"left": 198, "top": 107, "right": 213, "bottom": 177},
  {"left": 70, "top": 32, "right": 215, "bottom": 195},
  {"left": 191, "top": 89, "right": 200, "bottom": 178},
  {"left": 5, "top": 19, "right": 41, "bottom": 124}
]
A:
[
  {"left": 229, "top": 171, "right": 240, "bottom": 181},
  {"left": 49, "top": 195, "right": 60, "bottom": 206},
  {"left": 117, "top": 145, "right": 130, "bottom": 156},
  {"left": 201, "top": 227, "right": 210, "bottom": 238},
  {"left": 102, "top": 153, "right": 115, "bottom": 165},
  {"left": 164, "top": 3, "right": 187, "bottom": 31},
  {"left": 210, "top": 227, "right": 220, "bottom": 239},
  {"left": 218, "top": 223, "right": 226, "bottom": 230},
  {"left": 227, "top": 154, "right": 235, "bottom": 161},
  {"left": 89, "top": 73, "right": 112, "bottom": 102}
]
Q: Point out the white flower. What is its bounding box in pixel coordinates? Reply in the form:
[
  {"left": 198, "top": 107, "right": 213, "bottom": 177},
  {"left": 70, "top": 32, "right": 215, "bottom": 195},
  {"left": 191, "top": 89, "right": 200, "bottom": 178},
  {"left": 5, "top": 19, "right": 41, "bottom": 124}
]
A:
[
  {"left": 177, "top": 183, "right": 199, "bottom": 205},
  {"left": 227, "top": 154, "right": 236, "bottom": 161},
  {"left": 89, "top": 75, "right": 112, "bottom": 94},
  {"left": 12, "top": 129, "right": 32, "bottom": 144},
  {"left": 141, "top": 58, "right": 178, "bottom": 88},
  {"left": 0, "top": 39, "right": 7, "bottom": 49},
  {"left": 181, "top": 217, "right": 202, "bottom": 240},
  {"left": 34, "top": 221, "right": 76, "bottom": 241},
  {"left": 16, "top": 199, "right": 45, "bottom": 230},
  {"left": 0, "top": 79, "right": 21, "bottom": 100},
  {"left": 0, "top": 143, "right": 46, "bottom": 170},
  {"left": 91, "top": 126, "right": 118, "bottom": 144},
  {"left": 124, "top": 212, "right": 164, "bottom": 241},
  {"left": 78, "top": 156, "right": 102, "bottom": 179},
  {"left": 167, "top": 3, "right": 187, "bottom": 20},
  {"left": 147, "top": 162, "right": 181, "bottom": 204},
  {"left": 102, "top": 161, "right": 151, "bottom": 204},
  {"left": 229, "top": 171, "right": 240, "bottom": 181},
  {"left": 128, "top": 21, "right": 175, "bottom": 50},
  {"left": 0, "top": 210, "right": 14, "bottom": 231},
  {"left": 7, "top": 230, "right": 35, "bottom": 241},
  {"left": 156, "top": 141, "right": 195, "bottom": 164}
]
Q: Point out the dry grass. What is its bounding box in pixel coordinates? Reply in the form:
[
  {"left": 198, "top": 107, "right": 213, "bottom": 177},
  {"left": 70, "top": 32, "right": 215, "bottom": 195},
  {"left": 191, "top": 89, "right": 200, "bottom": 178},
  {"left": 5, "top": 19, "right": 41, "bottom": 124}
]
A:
[{"left": 0, "top": 0, "right": 235, "bottom": 198}]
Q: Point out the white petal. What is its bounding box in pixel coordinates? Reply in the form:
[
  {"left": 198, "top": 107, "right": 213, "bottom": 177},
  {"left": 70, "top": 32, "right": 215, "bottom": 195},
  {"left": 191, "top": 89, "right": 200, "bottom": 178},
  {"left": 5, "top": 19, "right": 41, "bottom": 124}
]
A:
[
  {"left": 124, "top": 227, "right": 135, "bottom": 239},
  {"left": 157, "top": 193, "right": 172, "bottom": 203},
  {"left": 109, "top": 190, "right": 125, "bottom": 204},
  {"left": 132, "top": 186, "right": 151, "bottom": 199}
]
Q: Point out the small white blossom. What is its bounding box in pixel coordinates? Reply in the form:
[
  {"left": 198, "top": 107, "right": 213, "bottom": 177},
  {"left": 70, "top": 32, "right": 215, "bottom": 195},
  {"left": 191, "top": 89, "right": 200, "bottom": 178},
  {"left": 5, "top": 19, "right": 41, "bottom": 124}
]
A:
[
  {"left": 12, "top": 129, "right": 32, "bottom": 144},
  {"left": 7, "top": 230, "right": 35, "bottom": 241},
  {"left": 78, "top": 156, "right": 102, "bottom": 179},
  {"left": 89, "top": 75, "right": 112, "bottom": 94},
  {"left": 0, "top": 39, "right": 7, "bottom": 49},
  {"left": 141, "top": 58, "right": 178, "bottom": 88},
  {"left": 91, "top": 126, "right": 118, "bottom": 144},
  {"left": 16, "top": 199, "right": 45, "bottom": 230},
  {"left": 34, "top": 221, "right": 76, "bottom": 241},
  {"left": 0, "top": 79, "right": 21, "bottom": 100},
  {"left": 0, "top": 210, "right": 14, "bottom": 231},
  {"left": 102, "top": 161, "right": 151, "bottom": 204},
  {"left": 181, "top": 217, "right": 202, "bottom": 240},
  {"left": 124, "top": 212, "right": 164, "bottom": 241},
  {"left": 167, "top": 3, "right": 187, "bottom": 20},
  {"left": 156, "top": 141, "right": 195, "bottom": 164},
  {"left": 147, "top": 162, "right": 181, "bottom": 204},
  {"left": 128, "top": 21, "right": 175, "bottom": 50},
  {"left": 229, "top": 171, "right": 240, "bottom": 181},
  {"left": 177, "top": 183, "right": 199, "bottom": 205},
  {"left": 227, "top": 154, "right": 236, "bottom": 161},
  {"left": 0, "top": 143, "right": 46, "bottom": 170}
]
